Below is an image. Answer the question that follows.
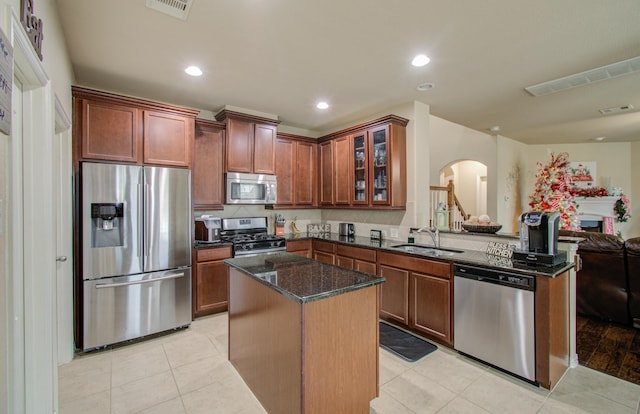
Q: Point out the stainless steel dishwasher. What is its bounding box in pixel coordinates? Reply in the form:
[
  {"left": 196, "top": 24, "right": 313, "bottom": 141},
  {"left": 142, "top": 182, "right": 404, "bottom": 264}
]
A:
[{"left": 453, "top": 263, "right": 536, "bottom": 382}]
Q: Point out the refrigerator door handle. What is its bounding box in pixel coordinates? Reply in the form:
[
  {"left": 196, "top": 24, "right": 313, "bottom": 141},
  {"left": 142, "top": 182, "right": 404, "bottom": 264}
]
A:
[
  {"left": 144, "top": 182, "right": 150, "bottom": 259},
  {"left": 94, "top": 271, "right": 185, "bottom": 289},
  {"left": 138, "top": 182, "right": 143, "bottom": 258}
]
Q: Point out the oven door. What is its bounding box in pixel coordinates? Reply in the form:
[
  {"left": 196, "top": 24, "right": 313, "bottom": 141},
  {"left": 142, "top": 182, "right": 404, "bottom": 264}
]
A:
[{"left": 226, "top": 173, "right": 277, "bottom": 204}]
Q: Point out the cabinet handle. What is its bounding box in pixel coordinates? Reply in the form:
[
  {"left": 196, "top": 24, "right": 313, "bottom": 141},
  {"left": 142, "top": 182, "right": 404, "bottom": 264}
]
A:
[{"left": 56, "top": 256, "right": 67, "bottom": 262}]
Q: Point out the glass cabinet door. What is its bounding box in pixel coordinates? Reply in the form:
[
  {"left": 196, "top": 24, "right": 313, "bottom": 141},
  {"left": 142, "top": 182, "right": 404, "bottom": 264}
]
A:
[
  {"left": 370, "top": 126, "right": 389, "bottom": 204},
  {"left": 352, "top": 132, "right": 368, "bottom": 204}
]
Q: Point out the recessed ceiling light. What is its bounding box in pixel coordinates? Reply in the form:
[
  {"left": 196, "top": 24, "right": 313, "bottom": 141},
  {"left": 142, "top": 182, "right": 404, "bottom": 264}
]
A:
[
  {"left": 416, "top": 82, "right": 434, "bottom": 91},
  {"left": 593, "top": 136, "right": 606, "bottom": 141},
  {"left": 316, "top": 102, "right": 329, "bottom": 110},
  {"left": 412, "top": 54, "right": 431, "bottom": 67},
  {"left": 489, "top": 126, "right": 501, "bottom": 133},
  {"left": 185, "top": 66, "right": 202, "bottom": 76}
]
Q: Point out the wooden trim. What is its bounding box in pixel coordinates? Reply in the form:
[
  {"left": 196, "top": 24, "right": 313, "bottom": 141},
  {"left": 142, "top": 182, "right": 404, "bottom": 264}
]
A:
[
  {"left": 214, "top": 109, "right": 280, "bottom": 126},
  {"left": 71, "top": 86, "right": 200, "bottom": 117},
  {"left": 195, "top": 118, "right": 226, "bottom": 130},
  {"left": 535, "top": 271, "right": 570, "bottom": 389},
  {"left": 276, "top": 132, "right": 317, "bottom": 143},
  {"left": 318, "top": 114, "right": 409, "bottom": 142}
]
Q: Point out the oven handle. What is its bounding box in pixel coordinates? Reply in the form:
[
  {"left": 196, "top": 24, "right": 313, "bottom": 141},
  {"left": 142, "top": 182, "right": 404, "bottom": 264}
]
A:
[
  {"left": 94, "top": 271, "right": 185, "bottom": 289},
  {"left": 234, "top": 247, "right": 286, "bottom": 257}
]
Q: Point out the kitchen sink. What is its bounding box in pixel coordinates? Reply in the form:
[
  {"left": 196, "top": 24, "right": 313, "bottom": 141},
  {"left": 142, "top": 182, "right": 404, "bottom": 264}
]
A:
[{"left": 389, "top": 244, "right": 463, "bottom": 256}]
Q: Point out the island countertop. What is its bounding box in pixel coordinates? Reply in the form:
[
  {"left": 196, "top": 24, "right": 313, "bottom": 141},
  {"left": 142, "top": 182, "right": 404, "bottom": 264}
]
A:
[{"left": 224, "top": 252, "right": 385, "bottom": 304}]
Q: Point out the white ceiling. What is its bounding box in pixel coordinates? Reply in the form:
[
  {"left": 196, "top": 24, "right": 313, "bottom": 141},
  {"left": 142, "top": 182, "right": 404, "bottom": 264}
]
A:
[{"left": 54, "top": 0, "right": 640, "bottom": 144}]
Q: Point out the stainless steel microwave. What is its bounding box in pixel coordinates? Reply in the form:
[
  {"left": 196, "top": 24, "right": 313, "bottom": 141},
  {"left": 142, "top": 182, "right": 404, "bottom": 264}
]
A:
[{"left": 225, "top": 173, "right": 277, "bottom": 204}]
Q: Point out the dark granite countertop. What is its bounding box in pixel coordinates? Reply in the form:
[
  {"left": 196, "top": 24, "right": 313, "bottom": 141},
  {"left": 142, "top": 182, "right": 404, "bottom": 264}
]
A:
[
  {"left": 284, "top": 233, "right": 574, "bottom": 278},
  {"left": 225, "top": 252, "right": 385, "bottom": 304}
]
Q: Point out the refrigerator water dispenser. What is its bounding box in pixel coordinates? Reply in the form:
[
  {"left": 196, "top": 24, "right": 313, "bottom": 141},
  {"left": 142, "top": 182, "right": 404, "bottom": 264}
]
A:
[{"left": 90, "top": 203, "right": 124, "bottom": 248}]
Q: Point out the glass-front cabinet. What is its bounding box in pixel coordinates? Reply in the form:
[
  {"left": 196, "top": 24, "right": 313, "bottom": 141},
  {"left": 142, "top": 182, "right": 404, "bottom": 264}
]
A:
[
  {"left": 370, "top": 126, "right": 389, "bottom": 205},
  {"left": 352, "top": 132, "right": 368, "bottom": 205}
]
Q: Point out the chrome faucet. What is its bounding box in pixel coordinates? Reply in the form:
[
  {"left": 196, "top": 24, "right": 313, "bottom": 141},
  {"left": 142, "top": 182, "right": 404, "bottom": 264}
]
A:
[{"left": 416, "top": 226, "right": 440, "bottom": 248}]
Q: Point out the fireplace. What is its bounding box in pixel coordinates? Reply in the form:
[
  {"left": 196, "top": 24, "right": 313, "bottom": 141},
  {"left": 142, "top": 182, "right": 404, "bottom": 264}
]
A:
[{"left": 574, "top": 196, "right": 618, "bottom": 234}]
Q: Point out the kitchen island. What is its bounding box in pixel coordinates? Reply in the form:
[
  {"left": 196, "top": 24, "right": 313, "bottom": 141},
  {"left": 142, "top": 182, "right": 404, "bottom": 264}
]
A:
[{"left": 225, "top": 253, "right": 385, "bottom": 414}]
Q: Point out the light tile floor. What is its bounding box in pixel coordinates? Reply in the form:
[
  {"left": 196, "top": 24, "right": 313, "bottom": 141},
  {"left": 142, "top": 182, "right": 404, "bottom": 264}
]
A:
[{"left": 59, "top": 313, "right": 640, "bottom": 414}]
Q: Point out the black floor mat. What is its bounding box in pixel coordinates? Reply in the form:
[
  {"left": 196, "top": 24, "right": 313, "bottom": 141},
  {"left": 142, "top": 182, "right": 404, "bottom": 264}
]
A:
[{"left": 379, "top": 321, "right": 437, "bottom": 362}]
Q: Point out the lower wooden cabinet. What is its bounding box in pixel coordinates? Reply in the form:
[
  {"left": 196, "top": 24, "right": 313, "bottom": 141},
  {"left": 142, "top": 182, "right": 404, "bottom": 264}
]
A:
[
  {"left": 286, "top": 239, "right": 312, "bottom": 258},
  {"left": 378, "top": 264, "right": 409, "bottom": 325},
  {"left": 312, "top": 240, "right": 336, "bottom": 264},
  {"left": 193, "top": 245, "right": 233, "bottom": 318},
  {"left": 336, "top": 244, "right": 377, "bottom": 275},
  {"left": 377, "top": 251, "right": 453, "bottom": 346}
]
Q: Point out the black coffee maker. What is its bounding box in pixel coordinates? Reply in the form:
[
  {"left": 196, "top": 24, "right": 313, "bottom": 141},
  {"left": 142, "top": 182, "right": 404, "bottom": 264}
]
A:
[{"left": 513, "top": 211, "right": 566, "bottom": 266}]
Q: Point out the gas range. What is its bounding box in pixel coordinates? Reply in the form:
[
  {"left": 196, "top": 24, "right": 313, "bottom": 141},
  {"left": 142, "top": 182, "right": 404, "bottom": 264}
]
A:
[{"left": 221, "top": 217, "right": 286, "bottom": 256}]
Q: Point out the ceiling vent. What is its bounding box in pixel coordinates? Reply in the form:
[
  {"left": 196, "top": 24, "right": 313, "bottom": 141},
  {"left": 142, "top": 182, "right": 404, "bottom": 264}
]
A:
[
  {"left": 525, "top": 56, "right": 640, "bottom": 97},
  {"left": 599, "top": 104, "right": 634, "bottom": 115},
  {"left": 146, "top": 0, "right": 193, "bottom": 21}
]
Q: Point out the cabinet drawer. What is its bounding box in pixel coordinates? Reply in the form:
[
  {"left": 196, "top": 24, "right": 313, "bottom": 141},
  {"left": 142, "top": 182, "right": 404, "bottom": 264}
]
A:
[
  {"left": 378, "top": 251, "right": 451, "bottom": 279},
  {"left": 336, "top": 244, "right": 376, "bottom": 262},
  {"left": 286, "top": 239, "right": 312, "bottom": 252},
  {"left": 313, "top": 240, "right": 336, "bottom": 253},
  {"left": 196, "top": 246, "right": 233, "bottom": 262}
]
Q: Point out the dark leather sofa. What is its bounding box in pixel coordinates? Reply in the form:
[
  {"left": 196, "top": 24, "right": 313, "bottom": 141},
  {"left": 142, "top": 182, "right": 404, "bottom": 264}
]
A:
[
  {"left": 626, "top": 237, "right": 640, "bottom": 328},
  {"left": 560, "top": 231, "right": 640, "bottom": 327}
]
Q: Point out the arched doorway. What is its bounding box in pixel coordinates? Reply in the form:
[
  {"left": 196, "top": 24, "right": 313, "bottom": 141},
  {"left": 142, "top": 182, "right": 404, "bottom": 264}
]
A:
[{"left": 440, "top": 160, "right": 488, "bottom": 218}]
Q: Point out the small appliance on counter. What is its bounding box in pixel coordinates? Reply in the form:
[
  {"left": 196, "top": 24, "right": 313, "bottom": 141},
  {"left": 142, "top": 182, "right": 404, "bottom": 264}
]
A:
[
  {"left": 339, "top": 223, "right": 355, "bottom": 237},
  {"left": 513, "top": 211, "right": 566, "bottom": 266},
  {"left": 195, "top": 216, "right": 222, "bottom": 243}
]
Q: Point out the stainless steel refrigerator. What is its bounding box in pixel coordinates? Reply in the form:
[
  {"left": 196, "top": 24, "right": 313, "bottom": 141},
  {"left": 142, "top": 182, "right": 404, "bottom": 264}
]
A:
[{"left": 81, "top": 162, "right": 192, "bottom": 351}]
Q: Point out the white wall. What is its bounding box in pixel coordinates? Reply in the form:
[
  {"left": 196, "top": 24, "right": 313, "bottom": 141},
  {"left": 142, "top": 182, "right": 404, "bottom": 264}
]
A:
[
  {"left": 496, "top": 136, "right": 529, "bottom": 233},
  {"left": 429, "top": 116, "right": 498, "bottom": 223},
  {"left": 0, "top": 0, "right": 76, "bottom": 412}
]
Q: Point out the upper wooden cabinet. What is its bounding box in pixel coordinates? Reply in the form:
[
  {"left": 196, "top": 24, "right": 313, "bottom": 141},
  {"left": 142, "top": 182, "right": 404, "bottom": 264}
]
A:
[
  {"left": 273, "top": 133, "right": 317, "bottom": 208},
  {"left": 72, "top": 86, "right": 198, "bottom": 168},
  {"left": 317, "top": 135, "right": 350, "bottom": 207},
  {"left": 215, "top": 110, "right": 279, "bottom": 174},
  {"left": 318, "top": 115, "right": 408, "bottom": 209},
  {"left": 193, "top": 119, "right": 226, "bottom": 210}
]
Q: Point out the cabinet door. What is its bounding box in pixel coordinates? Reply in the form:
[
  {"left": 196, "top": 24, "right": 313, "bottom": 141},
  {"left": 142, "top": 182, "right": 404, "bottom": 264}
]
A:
[
  {"left": 410, "top": 272, "right": 451, "bottom": 344},
  {"left": 334, "top": 135, "right": 351, "bottom": 205},
  {"left": 81, "top": 99, "right": 142, "bottom": 163},
  {"left": 253, "top": 123, "right": 276, "bottom": 174},
  {"left": 336, "top": 256, "right": 355, "bottom": 269},
  {"left": 369, "top": 125, "right": 390, "bottom": 205},
  {"left": 193, "top": 122, "right": 225, "bottom": 209},
  {"left": 378, "top": 264, "right": 409, "bottom": 325},
  {"left": 226, "top": 118, "right": 253, "bottom": 173},
  {"left": 351, "top": 132, "right": 368, "bottom": 205},
  {"left": 313, "top": 251, "right": 335, "bottom": 264},
  {"left": 355, "top": 260, "right": 377, "bottom": 275},
  {"left": 319, "top": 141, "right": 334, "bottom": 205},
  {"left": 195, "top": 260, "right": 229, "bottom": 317},
  {"left": 143, "top": 110, "right": 193, "bottom": 167},
  {"left": 295, "top": 141, "right": 316, "bottom": 205},
  {"left": 275, "top": 138, "right": 295, "bottom": 205}
]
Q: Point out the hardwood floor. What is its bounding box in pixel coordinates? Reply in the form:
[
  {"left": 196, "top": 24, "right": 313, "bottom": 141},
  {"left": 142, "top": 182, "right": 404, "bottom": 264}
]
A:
[{"left": 577, "top": 315, "right": 640, "bottom": 385}]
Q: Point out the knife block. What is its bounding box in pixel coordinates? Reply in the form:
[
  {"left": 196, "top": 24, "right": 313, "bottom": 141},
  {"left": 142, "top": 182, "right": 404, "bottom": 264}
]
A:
[{"left": 275, "top": 223, "right": 285, "bottom": 236}]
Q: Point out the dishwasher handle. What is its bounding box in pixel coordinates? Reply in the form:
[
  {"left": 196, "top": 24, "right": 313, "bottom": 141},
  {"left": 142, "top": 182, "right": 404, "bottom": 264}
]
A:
[{"left": 454, "top": 264, "right": 535, "bottom": 291}]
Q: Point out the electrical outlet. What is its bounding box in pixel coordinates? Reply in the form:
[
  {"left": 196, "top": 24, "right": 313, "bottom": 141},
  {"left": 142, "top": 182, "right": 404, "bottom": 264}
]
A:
[{"left": 390, "top": 228, "right": 398, "bottom": 238}]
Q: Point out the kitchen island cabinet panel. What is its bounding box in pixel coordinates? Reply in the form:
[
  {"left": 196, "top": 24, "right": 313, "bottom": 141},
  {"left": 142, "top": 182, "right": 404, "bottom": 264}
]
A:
[{"left": 227, "top": 253, "right": 382, "bottom": 414}]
